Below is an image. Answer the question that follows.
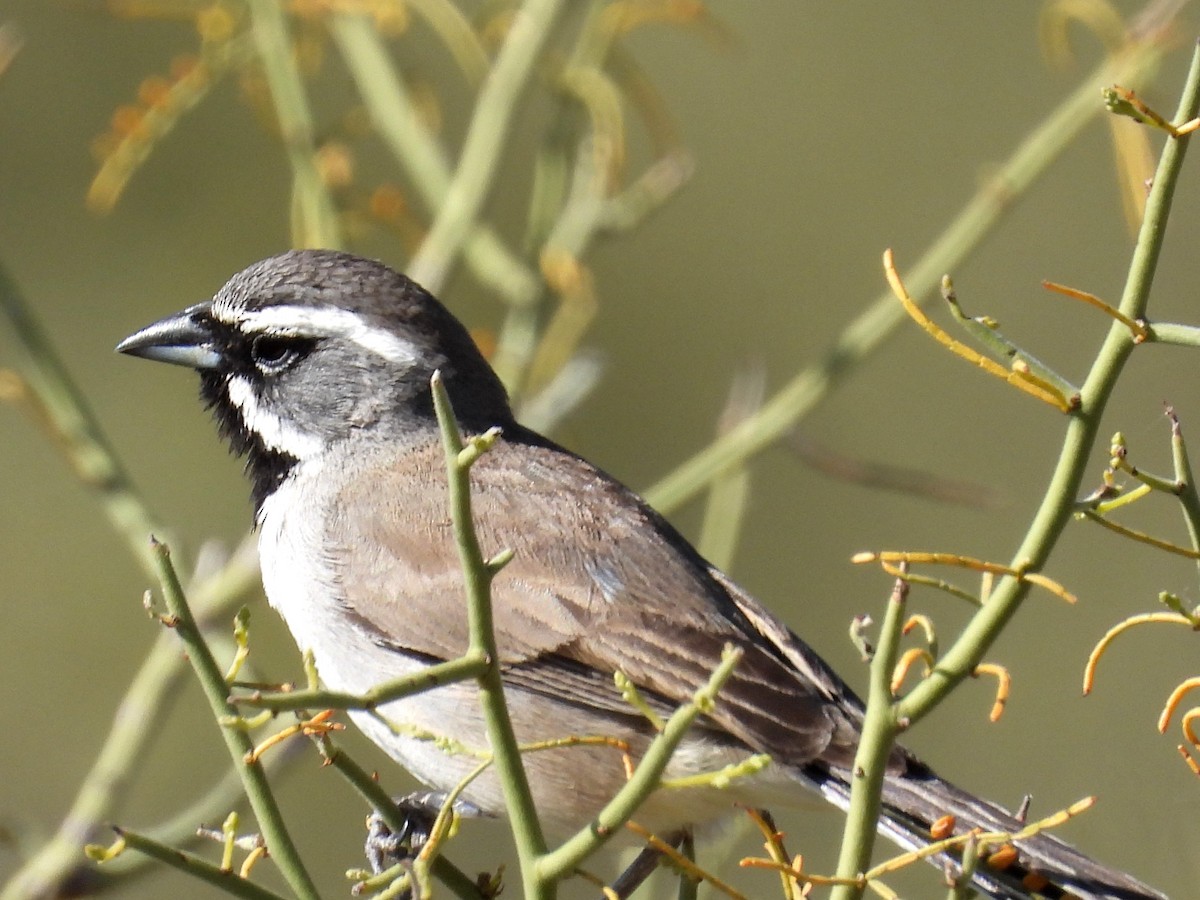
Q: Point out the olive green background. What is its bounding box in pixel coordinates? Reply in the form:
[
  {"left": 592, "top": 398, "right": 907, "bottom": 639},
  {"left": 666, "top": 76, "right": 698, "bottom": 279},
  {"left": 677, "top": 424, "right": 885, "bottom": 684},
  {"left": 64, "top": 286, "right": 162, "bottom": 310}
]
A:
[{"left": 1, "top": 3, "right": 1197, "bottom": 898}]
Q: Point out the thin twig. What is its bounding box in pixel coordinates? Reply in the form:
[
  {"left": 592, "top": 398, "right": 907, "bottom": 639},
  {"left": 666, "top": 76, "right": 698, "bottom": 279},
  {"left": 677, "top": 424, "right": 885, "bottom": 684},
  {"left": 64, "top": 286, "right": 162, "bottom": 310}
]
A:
[
  {"left": 535, "top": 648, "right": 745, "bottom": 883},
  {"left": 831, "top": 572, "right": 908, "bottom": 899},
  {"left": 149, "top": 540, "right": 320, "bottom": 900},
  {"left": 102, "top": 828, "right": 289, "bottom": 900},
  {"left": 1166, "top": 408, "right": 1200, "bottom": 581},
  {"left": 409, "top": 0, "right": 570, "bottom": 290},
  {"left": 246, "top": 0, "right": 342, "bottom": 248},
  {"left": 898, "top": 39, "right": 1200, "bottom": 724},
  {"left": 328, "top": 15, "right": 540, "bottom": 307},
  {"left": 429, "top": 372, "right": 550, "bottom": 898},
  {"left": 231, "top": 652, "right": 489, "bottom": 711}
]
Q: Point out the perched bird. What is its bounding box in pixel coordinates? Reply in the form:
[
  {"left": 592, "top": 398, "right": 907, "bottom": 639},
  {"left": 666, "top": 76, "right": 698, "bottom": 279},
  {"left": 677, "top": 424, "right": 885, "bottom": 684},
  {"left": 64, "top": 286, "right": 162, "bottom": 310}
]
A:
[{"left": 118, "top": 250, "right": 1163, "bottom": 899}]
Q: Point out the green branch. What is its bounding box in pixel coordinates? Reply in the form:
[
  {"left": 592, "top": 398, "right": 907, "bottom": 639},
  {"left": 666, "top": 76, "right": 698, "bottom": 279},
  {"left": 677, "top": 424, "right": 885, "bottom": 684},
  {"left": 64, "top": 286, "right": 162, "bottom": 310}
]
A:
[
  {"left": 231, "top": 651, "right": 489, "bottom": 711},
  {"left": 149, "top": 540, "right": 320, "bottom": 900},
  {"left": 1167, "top": 410, "right": 1200, "bottom": 582},
  {"left": 899, "top": 38, "right": 1200, "bottom": 721},
  {"left": 409, "top": 0, "right": 569, "bottom": 291},
  {"left": 246, "top": 0, "right": 342, "bottom": 249},
  {"left": 1145, "top": 321, "right": 1200, "bottom": 346},
  {"left": 429, "top": 371, "right": 550, "bottom": 899},
  {"left": 818, "top": 29, "right": 1200, "bottom": 900},
  {"left": 0, "top": 542, "right": 260, "bottom": 900},
  {"left": 831, "top": 576, "right": 908, "bottom": 900},
  {"left": 535, "top": 647, "right": 743, "bottom": 883},
  {"left": 103, "top": 828, "right": 289, "bottom": 900},
  {"left": 329, "top": 15, "right": 540, "bottom": 307}
]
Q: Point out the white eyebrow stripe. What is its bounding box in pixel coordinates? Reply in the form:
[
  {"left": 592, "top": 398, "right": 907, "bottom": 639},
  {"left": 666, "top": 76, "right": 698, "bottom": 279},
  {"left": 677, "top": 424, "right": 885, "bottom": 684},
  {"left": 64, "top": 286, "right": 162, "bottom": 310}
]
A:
[
  {"left": 226, "top": 375, "right": 324, "bottom": 459},
  {"left": 226, "top": 305, "right": 420, "bottom": 365}
]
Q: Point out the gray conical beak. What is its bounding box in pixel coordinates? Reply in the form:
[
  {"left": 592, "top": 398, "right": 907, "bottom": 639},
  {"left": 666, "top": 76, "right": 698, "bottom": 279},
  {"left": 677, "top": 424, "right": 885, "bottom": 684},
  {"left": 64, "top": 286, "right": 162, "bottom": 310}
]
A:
[{"left": 116, "top": 301, "right": 222, "bottom": 370}]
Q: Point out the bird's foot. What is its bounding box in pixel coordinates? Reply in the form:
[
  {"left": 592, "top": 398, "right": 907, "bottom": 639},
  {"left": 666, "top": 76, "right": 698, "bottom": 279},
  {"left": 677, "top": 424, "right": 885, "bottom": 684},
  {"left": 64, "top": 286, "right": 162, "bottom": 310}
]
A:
[{"left": 364, "top": 791, "right": 483, "bottom": 875}]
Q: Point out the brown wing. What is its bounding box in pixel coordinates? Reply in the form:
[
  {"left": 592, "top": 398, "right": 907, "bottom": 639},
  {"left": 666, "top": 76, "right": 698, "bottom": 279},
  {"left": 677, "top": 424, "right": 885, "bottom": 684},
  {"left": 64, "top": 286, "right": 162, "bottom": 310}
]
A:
[{"left": 327, "top": 430, "right": 865, "bottom": 766}]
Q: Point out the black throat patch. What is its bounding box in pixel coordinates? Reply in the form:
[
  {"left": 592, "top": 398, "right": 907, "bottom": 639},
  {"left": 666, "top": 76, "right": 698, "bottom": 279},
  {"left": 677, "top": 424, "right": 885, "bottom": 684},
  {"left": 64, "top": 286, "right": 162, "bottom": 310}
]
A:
[{"left": 199, "top": 371, "right": 298, "bottom": 516}]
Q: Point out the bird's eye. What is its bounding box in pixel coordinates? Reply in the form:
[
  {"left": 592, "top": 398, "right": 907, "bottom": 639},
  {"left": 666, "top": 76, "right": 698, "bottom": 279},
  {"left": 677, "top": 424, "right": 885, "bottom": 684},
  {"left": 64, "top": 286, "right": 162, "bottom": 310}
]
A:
[{"left": 250, "top": 334, "right": 305, "bottom": 372}]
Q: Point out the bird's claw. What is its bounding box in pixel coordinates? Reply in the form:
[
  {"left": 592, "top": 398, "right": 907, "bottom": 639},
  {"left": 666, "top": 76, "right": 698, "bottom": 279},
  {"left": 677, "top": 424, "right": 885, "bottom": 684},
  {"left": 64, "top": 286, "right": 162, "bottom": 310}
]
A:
[{"left": 364, "top": 791, "right": 483, "bottom": 875}]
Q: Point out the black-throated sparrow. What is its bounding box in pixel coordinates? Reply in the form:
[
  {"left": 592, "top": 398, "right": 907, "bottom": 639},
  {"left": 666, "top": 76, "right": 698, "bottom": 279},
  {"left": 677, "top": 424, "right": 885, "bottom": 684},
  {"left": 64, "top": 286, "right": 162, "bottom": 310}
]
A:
[{"left": 118, "top": 250, "right": 1162, "bottom": 900}]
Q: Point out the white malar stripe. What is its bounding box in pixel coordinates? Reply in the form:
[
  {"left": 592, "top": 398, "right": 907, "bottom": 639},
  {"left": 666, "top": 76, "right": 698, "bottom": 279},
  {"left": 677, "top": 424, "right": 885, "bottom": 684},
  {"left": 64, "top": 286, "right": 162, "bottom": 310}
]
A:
[
  {"left": 226, "top": 375, "right": 325, "bottom": 459},
  {"left": 222, "top": 305, "right": 420, "bottom": 366}
]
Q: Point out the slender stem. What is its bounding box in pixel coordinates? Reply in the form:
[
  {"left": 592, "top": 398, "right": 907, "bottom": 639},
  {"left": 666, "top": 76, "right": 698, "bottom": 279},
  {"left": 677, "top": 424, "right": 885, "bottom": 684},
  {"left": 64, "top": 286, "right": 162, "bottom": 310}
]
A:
[
  {"left": 1167, "top": 412, "right": 1200, "bottom": 582},
  {"left": 535, "top": 648, "right": 743, "bottom": 881},
  {"left": 677, "top": 831, "right": 698, "bottom": 900},
  {"left": 329, "top": 15, "right": 540, "bottom": 306},
  {"left": 232, "top": 651, "right": 490, "bottom": 711},
  {"left": 644, "top": 23, "right": 1172, "bottom": 514},
  {"left": 409, "top": 0, "right": 569, "bottom": 291},
  {"left": 1082, "top": 510, "right": 1200, "bottom": 559},
  {"left": 150, "top": 540, "right": 320, "bottom": 900},
  {"left": 429, "top": 373, "right": 550, "bottom": 899},
  {"left": 112, "top": 829, "right": 289, "bottom": 900},
  {"left": 1145, "top": 321, "right": 1200, "bottom": 346},
  {"left": 899, "top": 38, "right": 1200, "bottom": 724},
  {"left": 830, "top": 577, "right": 907, "bottom": 900},
  {"left": 246, "top": 0, "right": 342, "bottom": 249},
  {"left": 102, "top": 742, "right": 301, "bottom": 877}
]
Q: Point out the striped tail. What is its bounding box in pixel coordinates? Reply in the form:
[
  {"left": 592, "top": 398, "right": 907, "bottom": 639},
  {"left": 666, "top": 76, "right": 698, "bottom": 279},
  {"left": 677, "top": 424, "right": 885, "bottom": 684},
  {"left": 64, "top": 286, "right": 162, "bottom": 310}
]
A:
[{"left": 807, "top": 759, "right": 1164, "bottom": 900}]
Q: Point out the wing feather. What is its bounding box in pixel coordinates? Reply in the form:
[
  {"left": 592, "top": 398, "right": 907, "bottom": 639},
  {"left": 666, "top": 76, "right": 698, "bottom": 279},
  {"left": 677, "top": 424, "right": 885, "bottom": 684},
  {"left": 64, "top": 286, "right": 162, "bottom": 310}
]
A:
[{"left": 327, "top": 429, "right": 862, "bottom": 765}]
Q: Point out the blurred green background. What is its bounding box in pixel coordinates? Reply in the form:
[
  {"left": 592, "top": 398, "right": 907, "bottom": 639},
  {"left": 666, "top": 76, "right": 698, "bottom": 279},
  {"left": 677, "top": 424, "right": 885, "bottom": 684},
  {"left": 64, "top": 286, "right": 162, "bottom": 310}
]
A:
[{"left": 2, "top": 2, "right": 1198, "bottom": 898}]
